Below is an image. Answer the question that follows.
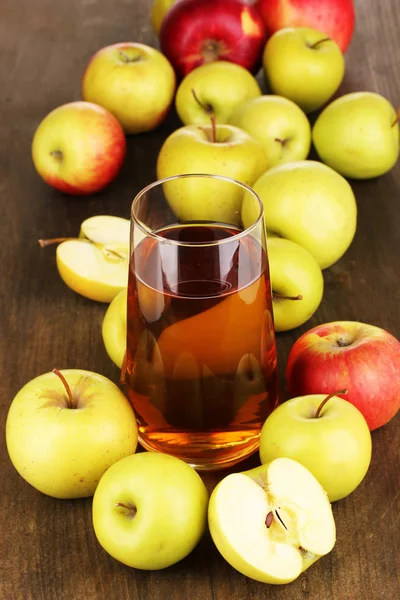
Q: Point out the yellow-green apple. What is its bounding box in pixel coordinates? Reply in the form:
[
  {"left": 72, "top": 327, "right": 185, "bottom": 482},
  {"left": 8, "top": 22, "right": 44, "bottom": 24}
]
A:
[
  {"left": 286, "top": 321, "right": 400, "bottom": 431},
  {"left": 31, "top": 101, "right": 126, "bottom": 195},
  {"left": 263, "top": 27, "right": 345, "bottom": 113},
  {"left": 267, "top": 237, "right": 323, "bottom": 331},
  {"left": 255, "top": 0, "right": 355, "bottom": 52},
  {"left": 175, "top": 61, "right": 261, "bottom": 126},
  {"left": 39, "top": 215, "right": 130, "bottom": 303},
  {"left": 259, "top": 392, "right": 372, "bottom": 502},
  {"left": 242, "top": 161, "right": 357, "bottom": 269},
  {"left": 102, "top": 288, "right": 127, "bottom": 369},
  {"left": 312, "top": 92, "right": 400, "bottom": 179},
  {"left": 6, "top": 369, "right": 138, "bottom": 499},
  {"left": 92, "top": 452, "right": 208, "bottom": 569},
  {"left": 229, "top": 95, "right": 311, "bottom": 169},
  {"left": 160, "top": 0, "right": 266, "bottom": 78},
  {"left": 208, "top": 457, "right": 336, "bottom": 584},
  {"left": 82, "top": 43, "right": 176, "bottom": 134},
  {"left": 157, "top": 124, "right": 268, "bottom": 223},
  {"left": 150, "top": 0, "right": 177, "bottom": 35}
]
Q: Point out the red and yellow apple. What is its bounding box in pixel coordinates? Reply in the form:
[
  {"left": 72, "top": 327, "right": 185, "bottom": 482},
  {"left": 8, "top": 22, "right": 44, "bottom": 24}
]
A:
[
  {"left": 286, "top": 321, "right": 400, "bottom": 431},
  {"left": 255, "top": 0, "right": 355, "bottom": 52},
  {"left": 160, "top": 0, "right": 266, "bottom": 78},
  {"left": 32, "top": 101, "right": 126, "bottom": 195}
]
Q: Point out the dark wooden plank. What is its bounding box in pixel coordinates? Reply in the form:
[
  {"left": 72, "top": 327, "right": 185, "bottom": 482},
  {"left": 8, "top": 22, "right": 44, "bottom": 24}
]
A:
[{"left": 0, "top": 0, "right": 399, "bottom": 599}]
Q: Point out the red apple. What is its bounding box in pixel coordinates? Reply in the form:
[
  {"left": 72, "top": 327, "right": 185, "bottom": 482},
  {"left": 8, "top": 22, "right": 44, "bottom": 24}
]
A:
[
  {"left": 286, "top": 321, "right": 400, "bottom": 431},
  {"left": 255, "top": 0, "right": 355, "bottom": 52},
  {"left": 32, "top": 101, "right": 126, "bottom": 195},
  {"left": 160, "top": 0, "right": 266, "bottom": 78}
]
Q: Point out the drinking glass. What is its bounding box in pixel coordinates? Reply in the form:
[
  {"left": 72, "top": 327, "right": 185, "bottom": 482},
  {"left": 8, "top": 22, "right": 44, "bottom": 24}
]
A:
[{"left": 123, "top": 173, "right": 278, "bottom": 470}]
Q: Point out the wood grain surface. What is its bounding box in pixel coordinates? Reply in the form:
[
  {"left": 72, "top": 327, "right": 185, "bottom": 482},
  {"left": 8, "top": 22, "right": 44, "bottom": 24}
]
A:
[{"left": 0, "top": 0, "right": 399, "bottom": 598}]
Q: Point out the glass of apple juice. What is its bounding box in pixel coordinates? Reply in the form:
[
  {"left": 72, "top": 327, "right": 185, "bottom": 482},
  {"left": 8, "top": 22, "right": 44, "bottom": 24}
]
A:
[{"left": 123, "top": 173, "right": 279, "bottom": 470}]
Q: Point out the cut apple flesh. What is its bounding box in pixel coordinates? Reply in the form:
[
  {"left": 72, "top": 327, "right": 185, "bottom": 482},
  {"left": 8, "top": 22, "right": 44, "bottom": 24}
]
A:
[
  {"left": 56, "top": 240, "right": 129, "bottom": 303},
  {"left": 79, "top": 215, "right": 130, "bottom": 245},
  {"left": 208, "top": 457, "right": 335, "bottom": 584}
]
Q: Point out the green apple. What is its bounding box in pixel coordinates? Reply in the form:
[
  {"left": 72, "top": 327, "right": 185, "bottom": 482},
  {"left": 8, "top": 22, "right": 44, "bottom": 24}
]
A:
[
  {"left": 82, "top": 42, "right": 176, "bottom": 134},
  {"left": 157, "top": 124, "right": 268, "bottom": 223},
  {"left": 229, "top": 95, "right": 311, "bottom": 169},
  {"left": 151, "top": 0, "right": 177, "bottom": 35},
  {"left": 175, "top": 61, "right": 261, "bottom": 126},
  {"left": 259, "top": 392, "right": 372, "bottom": 502},
  {"left": 268, "top": 237, "right": 323, "bottom": 331},
  {"left": 313, "top": 92, "right": 400, "bottom": 179},
  {"left": 263, "top": 27, "right": 345, "bottom": 113},
  {"left": 40, "top": 215, "right": 130, "bottom": 303},
  {"left": 102, "top": 288, "right": 127, "bottom": 369},
  {"left": 242, "top": 160, "right": 357, "bottom": 269},
  {"left": 6, "top": 369, "right": 138, "bottom": 499},
  {"left": 92, "top": 452, "right": 209, "bottom": 569},
  {"left": 208, "top": 457, "right": 336, "bottom": 584}
]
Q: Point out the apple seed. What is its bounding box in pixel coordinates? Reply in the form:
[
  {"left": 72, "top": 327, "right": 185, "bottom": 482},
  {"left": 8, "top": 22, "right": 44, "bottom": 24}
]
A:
[{"left": 265, "top": 511, "right": 274, "bottom": 528}]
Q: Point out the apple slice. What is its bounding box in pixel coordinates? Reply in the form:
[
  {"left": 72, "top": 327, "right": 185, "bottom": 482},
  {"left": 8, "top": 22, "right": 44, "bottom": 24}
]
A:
[
  {"left": 208, "top": 457, "right": 336, "bottom": 584},
  {"left": 40, "top": 215, "right": 130, "bottom": 303}
]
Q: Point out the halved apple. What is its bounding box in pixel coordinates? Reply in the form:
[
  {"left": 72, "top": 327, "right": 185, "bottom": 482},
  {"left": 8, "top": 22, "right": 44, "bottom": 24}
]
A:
[
  {"left": 41, "top": 215, "right": 131, "bottom": 303},
  {"left": 79, "top": 214, "right": 130, "bottom": 244},
  {"left": 208, "top": 457, "right": 336, "bottom": 584}
]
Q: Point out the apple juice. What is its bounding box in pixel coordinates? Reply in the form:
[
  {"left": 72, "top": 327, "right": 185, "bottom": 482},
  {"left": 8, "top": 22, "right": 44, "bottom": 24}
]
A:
[{"left": 124, "top": 223, "right": 278, "bottom": 469}]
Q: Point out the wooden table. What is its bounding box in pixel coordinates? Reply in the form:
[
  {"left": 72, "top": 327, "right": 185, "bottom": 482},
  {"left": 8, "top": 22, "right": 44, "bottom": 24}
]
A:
[{"left": 1, "top": 1, "right": 399, "bottom": 598}]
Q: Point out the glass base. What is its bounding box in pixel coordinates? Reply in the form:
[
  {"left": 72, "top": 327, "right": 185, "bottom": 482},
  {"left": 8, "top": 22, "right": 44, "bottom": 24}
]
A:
[{"left": 137, "top": 432, "right": 261, "bottom": 471}]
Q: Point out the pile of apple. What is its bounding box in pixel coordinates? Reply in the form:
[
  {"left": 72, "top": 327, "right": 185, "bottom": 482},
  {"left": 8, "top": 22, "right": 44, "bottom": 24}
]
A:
[
  {"left": 7, "top": 0, "right": 400, "bottom": 587},
  {"left": 32, "top": 0, "right": 399, "bottom": 334}
]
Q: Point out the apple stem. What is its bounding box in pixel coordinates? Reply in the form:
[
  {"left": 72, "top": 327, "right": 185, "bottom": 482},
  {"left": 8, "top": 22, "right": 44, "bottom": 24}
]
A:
[
  {"left": 118, "top": 50, "right": 141, "bottom": 63},
  {"left": 52, "top": 368, "right": 74, "bottom": 409},
  {"left": 391, "top": 108, "right": 400, "bottom": 127},
  {"left": 210, "top": 114, "right": 217, "bottom": 144},
  {"left": 315, "top": 389, "right": 348, "bottom": 418},
  {"left": 191, "top": 89, "right": 217, "bottom": 143},
  {"left": 309, "top": 37, "right": 332, "bottom": 49},
  {"left": 115, "top": 501, "right": 137, "bottom": 519},
  {"left": 50, "top": 150, "right": 63, "bottom": 161},
  {"left": 38, "top": 237, "right": 85, "bottom": 247},
  {"left": 273, "top": 293, "right": 303, "bottom": 301}
]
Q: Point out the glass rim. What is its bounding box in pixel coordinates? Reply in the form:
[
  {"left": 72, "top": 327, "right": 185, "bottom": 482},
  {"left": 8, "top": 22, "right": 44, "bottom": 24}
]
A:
[{"left": 130, "top": 173, "right": 264, "bottom": 247}]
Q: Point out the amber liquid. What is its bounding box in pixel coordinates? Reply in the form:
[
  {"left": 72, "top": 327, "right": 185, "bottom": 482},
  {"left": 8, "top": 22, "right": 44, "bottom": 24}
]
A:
[{"left": 124, "top": 224, "right": 278, "bottom": 469}]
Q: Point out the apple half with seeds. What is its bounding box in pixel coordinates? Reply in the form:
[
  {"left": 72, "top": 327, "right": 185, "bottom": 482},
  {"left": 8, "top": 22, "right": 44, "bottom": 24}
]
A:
[{"left": 208, "top": 457, "right": 336, "bottom": 584}]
